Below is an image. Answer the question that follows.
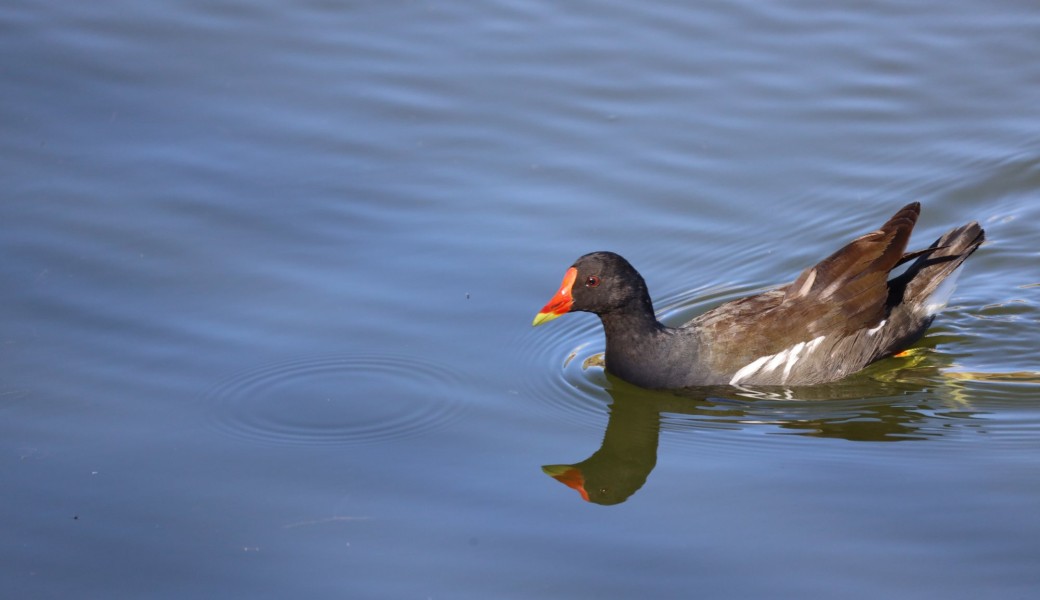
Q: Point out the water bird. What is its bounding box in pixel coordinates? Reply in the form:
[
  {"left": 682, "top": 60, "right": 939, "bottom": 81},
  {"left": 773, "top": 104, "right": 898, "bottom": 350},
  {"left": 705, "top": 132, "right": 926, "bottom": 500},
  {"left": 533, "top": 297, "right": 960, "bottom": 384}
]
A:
[{"left": 532, "top": 203, "right": 984, "bottom": 388}]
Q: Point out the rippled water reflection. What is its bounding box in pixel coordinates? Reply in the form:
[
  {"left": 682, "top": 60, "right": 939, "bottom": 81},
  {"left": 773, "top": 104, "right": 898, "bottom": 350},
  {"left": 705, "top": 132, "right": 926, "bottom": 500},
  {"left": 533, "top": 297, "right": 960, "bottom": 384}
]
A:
[
  {"left": 543, "top": 369, "right": 1040, "bottom": 504},
  {"left": 530, "top": 285, "right": 1040, "bottom": 505},
  {"left": 4, "top": 0, "right": 1040, "bottom": 598}
]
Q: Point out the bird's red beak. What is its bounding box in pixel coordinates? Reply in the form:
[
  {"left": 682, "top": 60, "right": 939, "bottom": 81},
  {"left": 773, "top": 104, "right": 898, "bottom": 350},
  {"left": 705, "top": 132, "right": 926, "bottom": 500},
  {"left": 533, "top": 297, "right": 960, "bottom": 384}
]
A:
[
  {"left": 542, "top": 464, "right": 590, "bottom": 502},
  {"left": 532, "top": 267, "right": 577, "bottom": 326}
]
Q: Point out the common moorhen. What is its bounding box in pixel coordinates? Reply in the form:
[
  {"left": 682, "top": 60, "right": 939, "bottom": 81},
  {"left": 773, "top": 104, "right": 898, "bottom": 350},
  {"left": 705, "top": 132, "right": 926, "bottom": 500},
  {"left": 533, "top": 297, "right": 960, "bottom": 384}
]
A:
[{"left": 533, "top": 203, "right": 984, "bottom": 388}]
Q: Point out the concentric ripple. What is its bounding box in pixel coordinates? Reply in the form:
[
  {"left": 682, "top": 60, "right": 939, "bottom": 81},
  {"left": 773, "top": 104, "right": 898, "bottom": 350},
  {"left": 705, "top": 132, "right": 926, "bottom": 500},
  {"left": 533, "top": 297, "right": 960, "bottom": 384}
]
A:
[
  {"left": 206, "top": 354, "right": 467, "bottom": 446},
  {"left": 516, "top": 314, "right": 612, "bottom": 431}
]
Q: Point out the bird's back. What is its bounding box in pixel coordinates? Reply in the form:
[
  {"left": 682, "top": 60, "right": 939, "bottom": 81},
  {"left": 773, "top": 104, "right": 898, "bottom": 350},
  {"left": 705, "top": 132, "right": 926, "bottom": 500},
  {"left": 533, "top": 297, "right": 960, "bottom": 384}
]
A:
[{"left": 684, "top": 204, "right": 984, "bottom": 386}]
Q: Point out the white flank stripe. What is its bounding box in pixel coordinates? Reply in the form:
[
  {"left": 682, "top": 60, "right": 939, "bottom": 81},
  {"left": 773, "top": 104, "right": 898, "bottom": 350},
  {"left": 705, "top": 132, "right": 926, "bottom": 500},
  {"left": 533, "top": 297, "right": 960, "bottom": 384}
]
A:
[
  {"left": 763, "top": 350, "right": 789, "bottom": 373},
  {"left": 729, "top": 355, "right": 771, "bottom": 386},
  {"left": 781, "top": 341, "right": 806, "bottom": 383},
  {"left": 867, "top": 320, "right": 887, "bottom": 336},
  {"left": 730, "top": 336, "right": 826, "bottom": 386}
]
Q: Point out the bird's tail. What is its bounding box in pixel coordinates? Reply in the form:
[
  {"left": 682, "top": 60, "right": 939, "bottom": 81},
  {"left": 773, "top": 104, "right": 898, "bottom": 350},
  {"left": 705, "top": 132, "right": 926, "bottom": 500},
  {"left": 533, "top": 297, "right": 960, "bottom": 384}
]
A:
[{"left": 890, "top": 220, "right": 986, "bottom": 313}]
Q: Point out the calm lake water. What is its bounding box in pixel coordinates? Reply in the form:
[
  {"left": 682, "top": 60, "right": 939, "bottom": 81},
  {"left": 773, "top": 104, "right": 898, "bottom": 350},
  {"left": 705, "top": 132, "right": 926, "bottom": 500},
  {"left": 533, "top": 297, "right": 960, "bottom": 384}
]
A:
[{"left": 3, "top": 1, "right": 1040, "bottom": 598}]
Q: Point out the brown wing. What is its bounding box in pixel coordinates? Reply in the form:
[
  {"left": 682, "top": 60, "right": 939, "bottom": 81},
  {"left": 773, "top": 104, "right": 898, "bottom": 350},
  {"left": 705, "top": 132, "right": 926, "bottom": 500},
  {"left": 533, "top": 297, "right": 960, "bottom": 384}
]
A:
[
  {"left": 785, "top": 201, "right": 919, "bottom": 335},
  {"left": 687, "top": 203, "right": 921, "bottom": 376}
]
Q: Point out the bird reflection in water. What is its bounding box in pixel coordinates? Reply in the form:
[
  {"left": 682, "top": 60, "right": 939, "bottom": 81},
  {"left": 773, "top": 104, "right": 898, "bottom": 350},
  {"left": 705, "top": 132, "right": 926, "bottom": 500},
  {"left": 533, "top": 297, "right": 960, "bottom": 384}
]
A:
[{"left": 543, "top": 350, "right": 987, "bottom": 505}]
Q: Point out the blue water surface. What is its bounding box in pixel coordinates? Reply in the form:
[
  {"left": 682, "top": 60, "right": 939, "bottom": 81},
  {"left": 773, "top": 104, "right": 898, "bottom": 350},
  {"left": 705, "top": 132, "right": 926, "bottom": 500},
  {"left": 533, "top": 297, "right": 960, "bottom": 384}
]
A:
[{"left": 3, "top": 1, "right": 1040, "bottom": 598}]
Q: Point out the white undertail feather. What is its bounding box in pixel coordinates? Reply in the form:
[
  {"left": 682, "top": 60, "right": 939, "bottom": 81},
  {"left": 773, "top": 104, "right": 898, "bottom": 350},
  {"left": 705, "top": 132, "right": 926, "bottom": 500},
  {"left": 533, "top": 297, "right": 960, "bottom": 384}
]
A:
[
  {"left": 867, "top": 319, "right": 887, "bottom": 336},
  {"left": 923, "top": 266, "right": 963, "bottom": 316}
]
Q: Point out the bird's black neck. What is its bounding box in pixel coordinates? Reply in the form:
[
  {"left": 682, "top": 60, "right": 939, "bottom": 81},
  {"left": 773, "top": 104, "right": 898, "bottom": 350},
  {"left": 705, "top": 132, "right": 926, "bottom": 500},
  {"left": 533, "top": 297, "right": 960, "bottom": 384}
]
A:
[
  {"left": 598, "top": 296, "right": 670, "bottom": 383},
  {"left": 599, "top": 298, "right": 663, "bottom": 340}
]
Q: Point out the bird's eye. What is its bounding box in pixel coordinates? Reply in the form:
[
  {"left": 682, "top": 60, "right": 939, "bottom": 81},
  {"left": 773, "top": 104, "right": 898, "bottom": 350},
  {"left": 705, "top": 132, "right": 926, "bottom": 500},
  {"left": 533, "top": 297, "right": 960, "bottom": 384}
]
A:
[{"left": 585, "top": 276, "right": 600, "bottom": 288}]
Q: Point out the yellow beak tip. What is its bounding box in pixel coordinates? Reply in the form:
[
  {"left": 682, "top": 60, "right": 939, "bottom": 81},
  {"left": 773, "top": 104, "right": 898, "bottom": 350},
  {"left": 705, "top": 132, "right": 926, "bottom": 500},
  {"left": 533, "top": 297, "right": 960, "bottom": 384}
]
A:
[{"left": 532, "top": 312, "right": 560, "bottom": 327}]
